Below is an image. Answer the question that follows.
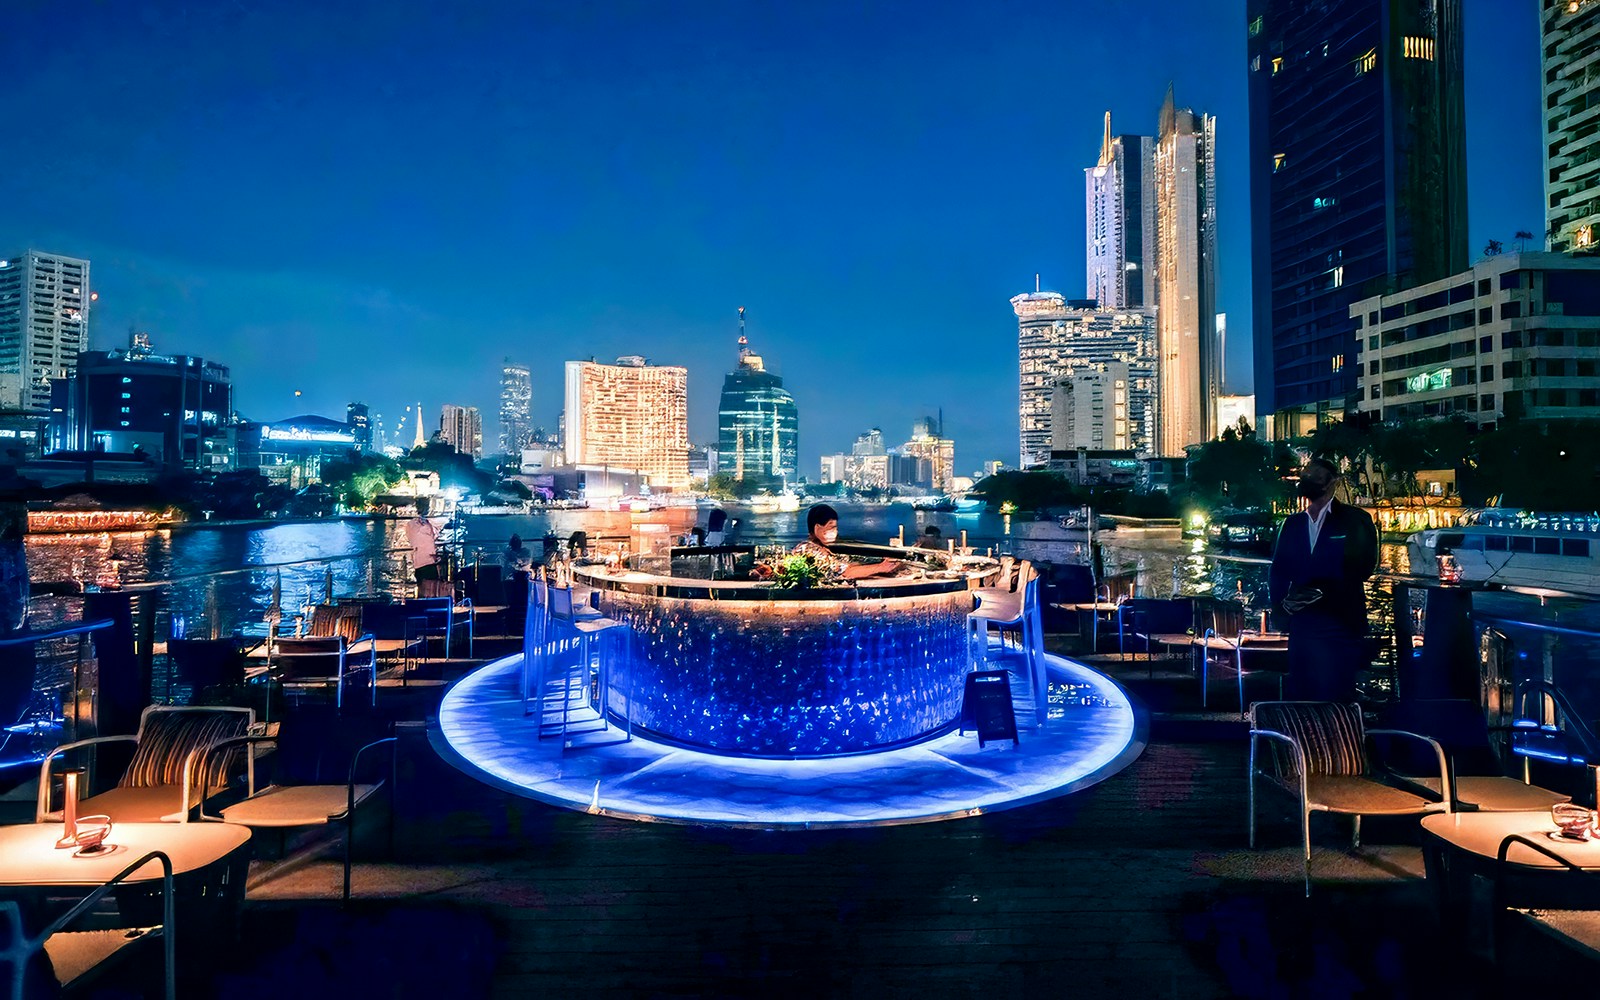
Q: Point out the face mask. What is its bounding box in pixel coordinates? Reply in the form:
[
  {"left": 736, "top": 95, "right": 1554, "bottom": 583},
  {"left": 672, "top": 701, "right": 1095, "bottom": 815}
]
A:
[
  {"left": 1297, "top": 479, "right": 1327, "bottom": 500},
  {"left": 820, "top": 528, "right": 839, "bottom": 545}
]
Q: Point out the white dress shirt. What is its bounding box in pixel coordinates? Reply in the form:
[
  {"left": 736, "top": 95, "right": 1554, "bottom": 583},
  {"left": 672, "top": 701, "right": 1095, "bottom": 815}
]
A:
[{"left": 1306, "top": 502, "right": 1332, "bottom": 552}]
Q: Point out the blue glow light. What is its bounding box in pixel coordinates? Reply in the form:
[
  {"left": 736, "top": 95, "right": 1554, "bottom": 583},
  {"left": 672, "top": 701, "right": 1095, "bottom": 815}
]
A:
[{"left": 434, "top": 651, "right": 1144, "bottom": 829}]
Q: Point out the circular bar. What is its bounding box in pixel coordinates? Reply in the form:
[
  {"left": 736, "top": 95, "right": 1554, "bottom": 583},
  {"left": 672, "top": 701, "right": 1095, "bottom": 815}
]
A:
[{"left": 577, "top": 548, "right": 997, "bottom": 758}]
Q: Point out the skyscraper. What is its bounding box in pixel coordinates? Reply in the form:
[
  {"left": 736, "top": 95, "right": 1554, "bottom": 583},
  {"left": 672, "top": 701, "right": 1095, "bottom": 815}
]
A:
[
  {"left": 716, "top": 309, "right": 799, "bottom": 488},
  {"left": 1544, "top": 0, "right": 1600, "bottom": 252},
  {"left": 0, "top": 250, "right": 91, "bottom": 413},
  {"left": 1012, "top": 289, "right": 1156, "bottom": 467},
  {"left": 1153, "top": 86, "right": 1220, "bottom": 454},
  {"left": 1247, "top": 0, "right": 1467, "bottom": 437},
  {"left": 439, "top": 404, "right": 483, "bottom": 460},
  {"left": 564, "top": 357, "right": 690, "bottom": 489},
  {"left": 346, "top": 402, "right": 371, "bottom": 452},
  {"left": 1085, "top": 113, "right": 1155, "bottom": 310},
  {"left": 498, "top": 359, "right": 533, "bottom": 457}
]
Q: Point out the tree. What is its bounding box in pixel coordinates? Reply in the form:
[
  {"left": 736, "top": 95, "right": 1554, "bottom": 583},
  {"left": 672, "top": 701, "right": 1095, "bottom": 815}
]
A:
[
  {"left": 1183, "top": 431, "right": 1288, "bottom": 512},
  {"left": 1483, "top": 239, "right": 1504, "bottom": 257},
  {"left": 405, "top": 442, "right": 494, "bottom": 497},
  {"left": 971, "top": 470, "right": 1081, "bottom": 513},
  {"left": 321, "top": 451, "right": 406, "bottom": 509},
  {"left": 1514, "top": 229, "right": 1535, "bottom": 253}
]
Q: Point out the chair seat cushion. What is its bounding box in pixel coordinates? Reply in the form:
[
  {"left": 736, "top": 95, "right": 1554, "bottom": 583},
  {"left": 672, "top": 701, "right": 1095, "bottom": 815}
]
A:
[
  {"left": 1301, "top": 775, "right": 1445, "bottom": 815},
  {"left": 1405, "top": 775, "right": 1571, "bottom": 812},
  {"left": 219, "top": 784, "right": 378, "bottom": 827},
  {"left": 77, "top": 786, "right": 191, "bottom": 823},
  {"left": 44, "top": 926, "right": 162, "bottom": 990}
]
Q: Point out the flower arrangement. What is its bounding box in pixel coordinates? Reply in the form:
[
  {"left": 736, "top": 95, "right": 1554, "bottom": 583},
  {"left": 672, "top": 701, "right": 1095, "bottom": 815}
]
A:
[{"left": 758, "top": 551, "right": 843, "bottom": 589}]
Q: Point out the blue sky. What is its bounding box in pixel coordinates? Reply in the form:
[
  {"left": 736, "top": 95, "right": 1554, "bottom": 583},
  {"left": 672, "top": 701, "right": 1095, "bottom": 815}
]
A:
[{"left": 1, "top": 0, "right": 1542, "bottom": 471}]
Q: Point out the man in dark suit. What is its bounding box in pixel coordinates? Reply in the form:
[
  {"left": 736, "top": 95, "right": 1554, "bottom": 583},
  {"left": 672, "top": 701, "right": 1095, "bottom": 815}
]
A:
[{"left": 1268, "top": 458, "right": 1380, "bottom": 702}]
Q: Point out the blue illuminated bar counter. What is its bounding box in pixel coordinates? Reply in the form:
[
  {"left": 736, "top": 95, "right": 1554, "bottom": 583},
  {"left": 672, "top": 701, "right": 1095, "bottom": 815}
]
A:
[{"left": 575, "top": 550, "right": 999, "bottom": 758}]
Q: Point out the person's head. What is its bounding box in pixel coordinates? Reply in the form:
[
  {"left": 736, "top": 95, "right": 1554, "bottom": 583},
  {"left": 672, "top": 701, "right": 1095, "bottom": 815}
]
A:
[
  {"left": 924, "top": 525, "right": 941, "bottom": 538},
  {"left": 806, "top": 503, "right": 840, "bottom": 545},
  {"left": 509, "top": 534, "right": 522, "bottom": 549},
  {"left": 1297, "top": 458, "right": 1340, "bottom": 502},
  {"left": 708, "top": 508, "right": 727, "bottom": 532},
  {"left": 415, "top": 498, "right": 430, "bottom": 517}
]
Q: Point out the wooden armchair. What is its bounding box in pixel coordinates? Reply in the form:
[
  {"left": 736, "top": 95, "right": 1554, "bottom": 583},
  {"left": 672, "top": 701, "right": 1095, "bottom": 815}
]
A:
[
  {"left": 36, "top": 705, "right": 255, "bottom": 824},
  {"left": 1249, "top": 700, "right": 1450, "bottom": 895}
]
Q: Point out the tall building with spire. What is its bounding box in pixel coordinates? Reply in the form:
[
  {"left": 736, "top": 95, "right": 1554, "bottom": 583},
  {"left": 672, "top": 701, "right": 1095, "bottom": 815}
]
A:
[
  {"left": 1248, "top": 0, "right": 1467, "bottom": 436},
  {"left": 498, "top": 359, "right": 533, "bottom": 457},
  {"left": 1085, "top": 114, "right": 1155, "bottom": 310},
  {"left": 1153, "top": 86, "right": 1220, "bottom": 455},
  {"left": 716, "top": 307, "right": 799, "bottom": 488},
  {"left": 412, "top": 401, "right": 425, "bottom": 449}
]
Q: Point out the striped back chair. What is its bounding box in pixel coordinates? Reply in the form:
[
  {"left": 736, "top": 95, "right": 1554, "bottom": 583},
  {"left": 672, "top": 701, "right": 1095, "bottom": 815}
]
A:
[
  {"left": 1249, "top": 700, "right": 1449, "bottom": 896},
  {"left": 307, "top": 604, "right": 364, "bottom": 644}
]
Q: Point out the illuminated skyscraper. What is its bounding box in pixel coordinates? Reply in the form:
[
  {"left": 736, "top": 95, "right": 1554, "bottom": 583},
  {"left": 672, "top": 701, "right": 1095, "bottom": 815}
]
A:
[
  {"left": 1544, "top": 0, "right": 1600, "bottom": 252},
  {"left": 1248, "top": 0, "right": 1467, "bottom": 436},
  {"left": 498, "top": 359, "right": 533, "bottom": 456},
  {"left": 1085, "top": 113, "right": 1155, "bottom": 310},
  {"left": 346, "top": 402, "right": 371, "bottom": 452},
  {"left": 716, "top": 309, "right": 799, "bottom": 488},
  {"left": 1013, "top": 289, "right": 1155, "bottom": 467},
  {"left": 1153, "top": 86, "right": 1220, "bottom": 455},
  {"left": 564, "top": 357, "right": 690, "bottom": 489},
  {"left": 439, "top": 404, "right": 483, "bottom": 460},
  {"left": 0, "top": 250, "right": 91, "bottom": 413}
]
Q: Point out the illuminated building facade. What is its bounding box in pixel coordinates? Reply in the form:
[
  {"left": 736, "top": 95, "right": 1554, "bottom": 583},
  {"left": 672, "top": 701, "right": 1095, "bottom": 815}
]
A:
[
  {"left": 237, "top": 414, "right": 356, "bottom": 487},
  {"left": 564, "top": 357, "right": 690, "bottom": 489},
  {"left": 0, "top": 250, "right": 91, "bottom": 414},
  {"left": 1545, "top": 0, "right": 1600, "bottom": 253},
  {"left": 1013, "top": 289, "right": 1155, "bottom": 467},
  {"left": 1247, "top": 0, "right": 1467, "bottom": 437},
  {"left": 439, "top": 403, "right": 483, "bottom": 460},
  {"left": 346, "top": 402, "right": 371, "bottom": 452},
  {"left": 1052, "top": 363, "right": 1132, "bottom": 452},
  {"left": 1085, "top": 113, "right": 1155, "bottom": 310},
  {"left": 50, "top": 332, "right": 234, "bottom": 471},
  {"left": 716, "top": 314, "right": 799, "bottom": 488},
  {"left": 498, "top": 359, "right": 533, "bottom": 456},
  {"left": 1352, "top": 252, "right": 1600, "bottom": 425},
  {"left": 1154, "top": 87, "right": 1219, "bottom": 455},
  {"left": 899, "top": 417, "right": 956, "bottom": 493}
]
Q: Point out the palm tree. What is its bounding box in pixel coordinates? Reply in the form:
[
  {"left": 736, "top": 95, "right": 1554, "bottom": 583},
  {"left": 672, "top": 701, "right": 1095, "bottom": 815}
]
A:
[{"left": 1514, "top": 230, "right": 1535, "bottom": 253}]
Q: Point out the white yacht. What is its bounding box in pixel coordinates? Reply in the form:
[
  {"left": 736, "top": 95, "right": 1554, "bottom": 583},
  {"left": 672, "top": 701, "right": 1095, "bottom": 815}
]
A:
[{"left": 1406, "top": 509, "right": 1600, "bottom": 596}]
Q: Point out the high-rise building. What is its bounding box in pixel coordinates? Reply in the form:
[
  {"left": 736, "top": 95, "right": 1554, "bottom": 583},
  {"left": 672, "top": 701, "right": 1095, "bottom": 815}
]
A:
[
  {"left": 346, "top": 402, "right": 371, "bottom": 452},
  {"left": 563, "top": 357, "right": 690, "bottom": 489},
  {"left": 1085, "top": 113, "right": 1156, "bottom": 310},
  {"left": 1247, "top": 0, "right": 1467, "bottom": 437},
  {"left": 716, "top": 310, "right": 799, "bottom": 488},
  {"left": 1154, "top": 87, "right": 1220, "bottom": 455},
  {"left": 900, "top": 416, "right": 956, "bottom": 493},
  {"left": 439, "top": 404, "right": 483, "bottom": 460},
  {"left": 1052, "top": 363, "right": 1134, "bottom": 452},
  {"left": 1013, "top": 289, "right": 1156, "bottom": 467},
  {"left": 49, "top": 332, "right": 234, "bottom": 471},
  {"left": 498, "top": 360, "right": 533, "bottom": 456},
  {"left": 0, "top": 251, "right": 91, "bottom": 413},
  {"left": 1544, "top": 0, "right": 1600, "bottom": 253}
]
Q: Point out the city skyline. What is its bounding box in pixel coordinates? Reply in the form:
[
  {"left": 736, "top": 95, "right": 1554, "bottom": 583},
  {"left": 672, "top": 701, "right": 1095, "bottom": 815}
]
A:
[{"left": 0, "top": 2, "right": 1543, "bottom": 469}]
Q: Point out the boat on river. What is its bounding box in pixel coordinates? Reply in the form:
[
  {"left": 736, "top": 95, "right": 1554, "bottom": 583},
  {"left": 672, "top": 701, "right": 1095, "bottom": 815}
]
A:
[{"left": 1407, "top": 510, "right": 1600, "bottom": 596}]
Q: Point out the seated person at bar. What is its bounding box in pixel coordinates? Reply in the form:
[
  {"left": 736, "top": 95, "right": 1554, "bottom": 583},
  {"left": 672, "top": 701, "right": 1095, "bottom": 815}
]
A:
[{"left": 792, "top": 503, "right": 901, "bottom": 580}]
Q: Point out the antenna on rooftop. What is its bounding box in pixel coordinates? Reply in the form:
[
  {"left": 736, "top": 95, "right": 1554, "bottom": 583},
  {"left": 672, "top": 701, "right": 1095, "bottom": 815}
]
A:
[
  {"left": 738, "top": 306, "right": 747, "bottom": 346},
  {"left": 1035, "top": 273, "right": 1041, "bottom": 293}
]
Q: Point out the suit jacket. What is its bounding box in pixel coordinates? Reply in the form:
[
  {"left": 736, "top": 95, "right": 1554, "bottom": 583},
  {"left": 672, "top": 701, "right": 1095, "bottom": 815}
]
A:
[{"left": 1268, "top": 499, "right": 1379, "bottom": 633}]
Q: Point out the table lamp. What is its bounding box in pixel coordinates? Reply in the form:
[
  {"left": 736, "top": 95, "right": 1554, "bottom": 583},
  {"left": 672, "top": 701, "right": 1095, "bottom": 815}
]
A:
[{"left": 56, "top": 769, "right": 81, "bottom": 849}]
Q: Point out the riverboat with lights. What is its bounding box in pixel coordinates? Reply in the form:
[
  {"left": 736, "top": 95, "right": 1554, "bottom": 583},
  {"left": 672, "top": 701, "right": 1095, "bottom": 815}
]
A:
[{"left": 1406, "top": 509, "right": 1600, "bottom": 596}]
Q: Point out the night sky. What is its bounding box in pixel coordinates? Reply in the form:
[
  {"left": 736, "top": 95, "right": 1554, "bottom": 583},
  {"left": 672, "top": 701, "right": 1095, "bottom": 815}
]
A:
[{"left": 1, "top": 0, "right": 1542, "bottom": 472}]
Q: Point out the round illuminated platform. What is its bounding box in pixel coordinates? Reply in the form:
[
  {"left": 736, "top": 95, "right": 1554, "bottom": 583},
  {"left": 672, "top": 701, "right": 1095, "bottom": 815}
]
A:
[{"left": 432, "top": 653, "right": 1146, "bottom": 829}]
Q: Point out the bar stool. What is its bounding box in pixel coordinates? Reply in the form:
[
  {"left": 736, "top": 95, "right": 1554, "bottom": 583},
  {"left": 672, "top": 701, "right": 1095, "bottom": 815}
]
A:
[{"left": 542, "top": 585, "right": 630, "bottom": 747}]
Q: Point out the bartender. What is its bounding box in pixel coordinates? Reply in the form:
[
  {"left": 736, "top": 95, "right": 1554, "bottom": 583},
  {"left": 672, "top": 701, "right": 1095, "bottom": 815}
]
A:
[{"left": 793, "top": 504, "right": 900, "bottom": 580}]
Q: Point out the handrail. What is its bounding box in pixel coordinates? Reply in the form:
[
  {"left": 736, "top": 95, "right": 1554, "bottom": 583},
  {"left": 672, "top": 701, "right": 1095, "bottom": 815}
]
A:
[
  {"left": 0, "top": 619, "right": 115, "bottom": 648},
  {"left": 1476, "top": 615, "right": 1600, "bottom": 640},
  {"left": 32, "top": 850, "right": 176, "bottom": 1000}
]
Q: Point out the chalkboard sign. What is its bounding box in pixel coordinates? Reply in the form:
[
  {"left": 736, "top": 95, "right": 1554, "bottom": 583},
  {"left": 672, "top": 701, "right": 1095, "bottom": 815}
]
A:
[{"left": 960, "top": 670, "right": 1019, "bottom": 748}]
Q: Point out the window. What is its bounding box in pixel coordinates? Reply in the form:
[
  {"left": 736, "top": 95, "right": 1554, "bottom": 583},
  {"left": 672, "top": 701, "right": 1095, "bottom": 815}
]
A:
[
  {"left": 1481, "top": 393, "right": 1495, "bottom": 410},
  {"left": 1248, "top": 15, "right": 1262, "bottom": 37},
  {"left": 1251, "top": 54, "right": 1261, "bottom": 71},
  {"left": 121, "top": 377, "right": 132, "bottom": 384},
  {"left": 1356, "top": 48, "right": 1377, "bottom": 75},
  {"left": 1478, "top": 279, "right": 1491, "bottom": 296},
  {"left": 1368, "top": 335, "right": 1379, "bottom": 349},
  {"left": 1479, "top": 307, "right": 1493, "bottom": 324},
  {"left": 1273, "top": 153, "right": 1287, "bottom": 172},
  {"left": 1403, "top": 36, "right": 1435, "bottom": 60},
  {"left": 1479, "top": 336, "right": 1492, "bottom": 353},
  {"left": 1485, "top": 535, "right": 1509, "bottom": 552},
  {"left": 1510, "top": 536, "right": 1534, "bottom": 553},
  {"left": 1536, "top": 537, "right": 1562, "bottom": 555},
  {"left": 1501, "top": 301, "right": 1523, "bottom": 319},
  {"left": 119, "top": 406, "right": 129, "bottom": 414},
  {"left": 1481, "top": 366, "right": 1494, "bottom": 382},
  {"left": 1500, "top": 271, "right": 1526, "bottom": 290},
  {"left": 1502, "top": 361, "right": 1521, "bottom": 378},
  {"left": 1564, "top": 539, "right": 1591, "bottom": 557},
  {"left": 1271, "top": 57, "right": 1283, "bottom": 74}
]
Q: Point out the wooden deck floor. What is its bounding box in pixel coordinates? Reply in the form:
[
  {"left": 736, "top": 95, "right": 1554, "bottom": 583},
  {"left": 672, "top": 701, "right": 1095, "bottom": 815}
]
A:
[{"left": 77, "top": 641, "right": 1533, "bottom": 998}]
